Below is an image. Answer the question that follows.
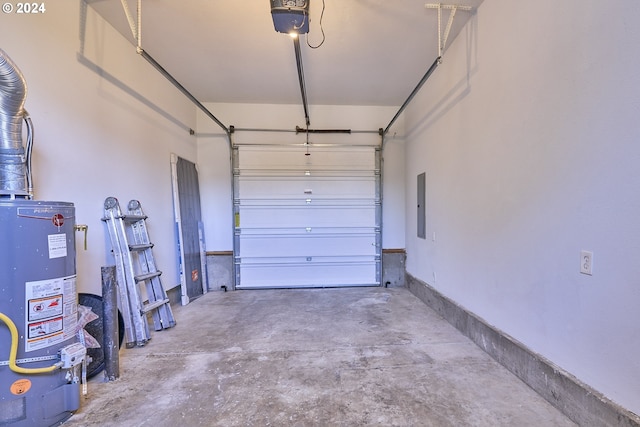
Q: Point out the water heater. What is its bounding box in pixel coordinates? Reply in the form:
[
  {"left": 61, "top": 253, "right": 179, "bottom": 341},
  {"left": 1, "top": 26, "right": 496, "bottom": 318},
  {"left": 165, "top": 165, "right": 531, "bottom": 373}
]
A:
[
  {"left": 0, "top": 201, "right": 80, "bottom": 426},
  {"left": 0, "top": 48, "right": 85, "bottom": 426}
]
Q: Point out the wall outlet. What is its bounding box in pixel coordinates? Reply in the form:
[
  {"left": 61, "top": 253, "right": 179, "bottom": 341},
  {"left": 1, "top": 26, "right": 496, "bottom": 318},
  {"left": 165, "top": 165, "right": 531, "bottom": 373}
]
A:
[{"left": 580, "top": 250, "right": 593, "bottom": 275}]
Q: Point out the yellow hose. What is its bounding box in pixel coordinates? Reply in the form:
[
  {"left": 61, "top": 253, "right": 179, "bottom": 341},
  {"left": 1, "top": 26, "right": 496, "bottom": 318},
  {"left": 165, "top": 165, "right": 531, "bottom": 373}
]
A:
[{"left": 0, "top": 311, "right": 61, "bottom": 374}]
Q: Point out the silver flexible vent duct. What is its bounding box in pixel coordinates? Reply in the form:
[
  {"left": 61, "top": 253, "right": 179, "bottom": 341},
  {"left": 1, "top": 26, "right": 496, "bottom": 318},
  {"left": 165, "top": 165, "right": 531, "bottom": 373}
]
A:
[{"left": 0, "top": 48, "right": 31, "bottom": 198}]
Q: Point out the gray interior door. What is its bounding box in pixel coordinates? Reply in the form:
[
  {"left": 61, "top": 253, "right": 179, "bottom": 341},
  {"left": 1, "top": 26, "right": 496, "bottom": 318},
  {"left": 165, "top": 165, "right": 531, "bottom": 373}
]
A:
[{"left": 171, "top": 154, "right": 205, "bottom": 304}]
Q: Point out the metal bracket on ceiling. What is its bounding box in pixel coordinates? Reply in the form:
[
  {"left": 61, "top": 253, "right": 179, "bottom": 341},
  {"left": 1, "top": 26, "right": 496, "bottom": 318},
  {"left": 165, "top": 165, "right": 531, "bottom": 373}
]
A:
[
  {"left": 120, "top": 0, "right": 142, "bottom": 51},
  {"left": 425, "top": 3, "right": 473, "bottom": 62}
]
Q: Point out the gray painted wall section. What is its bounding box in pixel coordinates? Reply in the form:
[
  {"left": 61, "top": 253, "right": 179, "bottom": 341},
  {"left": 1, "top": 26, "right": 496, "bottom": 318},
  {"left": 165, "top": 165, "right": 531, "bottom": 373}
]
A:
[
  {"left": 206, "top": 252, "right": 234, "bottom": 291},
  {"left": 382, "top": 251, "right": 406, "bottom": 288},
  {"left": 406, "top": 273, "right": 640, "bottom": 427}
]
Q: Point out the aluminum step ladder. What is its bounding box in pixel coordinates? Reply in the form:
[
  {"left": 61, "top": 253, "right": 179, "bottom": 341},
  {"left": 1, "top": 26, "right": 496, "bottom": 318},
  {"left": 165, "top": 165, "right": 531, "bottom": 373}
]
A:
[{"left": 102, "top": 197, "right": 176, "bottom": 347}]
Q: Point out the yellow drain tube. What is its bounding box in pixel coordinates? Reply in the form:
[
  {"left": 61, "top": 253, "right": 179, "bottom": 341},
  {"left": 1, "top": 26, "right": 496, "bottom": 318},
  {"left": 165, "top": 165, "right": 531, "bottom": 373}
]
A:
[{"left": 0, "top": 312, "right": 62, "bottom": 374}]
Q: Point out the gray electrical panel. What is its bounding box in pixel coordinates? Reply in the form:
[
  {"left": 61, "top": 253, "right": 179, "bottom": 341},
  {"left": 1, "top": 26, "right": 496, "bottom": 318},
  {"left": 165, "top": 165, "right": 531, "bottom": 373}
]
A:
[{"left": 417, "top": 172, "right": 426, "bottom": 239}]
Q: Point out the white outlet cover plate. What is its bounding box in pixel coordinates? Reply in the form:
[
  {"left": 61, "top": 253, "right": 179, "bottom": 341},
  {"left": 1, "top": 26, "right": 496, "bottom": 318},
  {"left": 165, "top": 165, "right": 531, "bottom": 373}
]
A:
[{"left": 580, "top": 250, "right": 593, "bottom": 275}]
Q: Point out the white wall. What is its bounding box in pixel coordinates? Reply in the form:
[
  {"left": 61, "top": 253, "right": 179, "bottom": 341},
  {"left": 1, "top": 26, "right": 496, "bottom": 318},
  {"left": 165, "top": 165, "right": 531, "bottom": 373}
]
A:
[
  {"left": 404, "top": 0, "right": 640, "bottom": 414},
  {"left": 197, "top": 103, "right": 405, "bottom": 251},
  {"left": 1, "top": 2, "right": 197, "bottom": 295}
]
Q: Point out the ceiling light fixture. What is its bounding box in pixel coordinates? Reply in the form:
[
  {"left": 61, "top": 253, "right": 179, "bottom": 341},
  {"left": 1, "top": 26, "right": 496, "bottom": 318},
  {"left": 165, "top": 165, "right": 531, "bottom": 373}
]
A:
[{"left": 270, "top": 0, "right": 310, "bottom": 34}]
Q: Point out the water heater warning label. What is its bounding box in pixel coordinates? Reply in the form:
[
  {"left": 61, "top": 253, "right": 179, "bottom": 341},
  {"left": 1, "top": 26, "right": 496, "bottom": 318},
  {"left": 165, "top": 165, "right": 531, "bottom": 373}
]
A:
[
  {"left": 48, "top": 234, "right": 67, "bottom": 259},
  {"left": 28, "top": 294, "right": 63, "bottom": 320},
  {"left": 28, "top": 317, "right": 63, "bottom": 339},
  {"left": 24, "top": 276, "right": 77, "bottom": 352}
]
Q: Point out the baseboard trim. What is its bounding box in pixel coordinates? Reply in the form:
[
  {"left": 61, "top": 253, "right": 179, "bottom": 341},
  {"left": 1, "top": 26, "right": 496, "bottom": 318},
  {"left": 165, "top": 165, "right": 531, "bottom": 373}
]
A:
[
  {"left": 206, "top": 250, "right": 233, "bottom": 256},
  {"left": 406, "top": 273, "right": 640, "bottom": 427}
]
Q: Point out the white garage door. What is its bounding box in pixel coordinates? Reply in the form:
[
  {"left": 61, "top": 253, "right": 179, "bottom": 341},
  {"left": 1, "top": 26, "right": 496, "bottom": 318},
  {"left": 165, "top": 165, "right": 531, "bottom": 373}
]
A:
[{"left": 233, "top": 144, "right": 381, "bottom": 289}]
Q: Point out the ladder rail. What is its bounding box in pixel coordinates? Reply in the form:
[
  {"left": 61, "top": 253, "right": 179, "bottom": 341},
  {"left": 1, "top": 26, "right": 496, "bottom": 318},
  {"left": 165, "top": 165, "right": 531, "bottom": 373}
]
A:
[
  {"left": 114, "top": 211, "right": 150, "bottom": 346},
  {"left": 127, "top": 217, "right": 164, "bottom": 331},
  {"left": 103, "top": 208, "right": 136, "bottom": 347},
  {"left": 127, "top": 200, "right": 176, "bottom": 330}
]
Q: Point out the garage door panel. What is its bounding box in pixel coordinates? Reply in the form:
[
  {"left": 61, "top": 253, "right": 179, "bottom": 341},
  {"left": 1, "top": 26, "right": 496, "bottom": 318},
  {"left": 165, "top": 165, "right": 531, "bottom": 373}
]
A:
[
  {"left": 238, "top": 261, "right": 378, "bottom": 288},
  {"left": 238, "top": 234, "right": 377, "bottom": 257},
  {"left": 238, "top": 177, "right": 376, "bottom": 199},
  {"left": 237, "top": 206, "right": 376, "bottom": 228},
  {"left": 238, "top": 146, "right": 376, "bottom": 171}
]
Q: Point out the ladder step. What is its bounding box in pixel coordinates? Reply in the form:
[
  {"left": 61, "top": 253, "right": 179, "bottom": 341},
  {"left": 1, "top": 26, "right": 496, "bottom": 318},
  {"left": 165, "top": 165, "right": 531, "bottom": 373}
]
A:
[
  {"left": 129, "top": 243, "right": 154, "bottom": 251},
  {"left": 100, "top": 214, "right": 148, "bottom": 222},
  {"left": 134, "top": 271, "right": 162, "bottom": 282},
  {"left": 122, "top": 214, "right": 147, "bottom": 222},
  {"left": 141, "top": 298, "right": 170, "bottom": 314}
]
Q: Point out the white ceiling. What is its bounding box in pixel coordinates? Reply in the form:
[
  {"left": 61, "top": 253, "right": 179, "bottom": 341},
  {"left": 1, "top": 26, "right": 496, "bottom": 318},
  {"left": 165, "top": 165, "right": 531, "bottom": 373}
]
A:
[{"left": 87, "top": 0, "right": 483, "bottom": 107}]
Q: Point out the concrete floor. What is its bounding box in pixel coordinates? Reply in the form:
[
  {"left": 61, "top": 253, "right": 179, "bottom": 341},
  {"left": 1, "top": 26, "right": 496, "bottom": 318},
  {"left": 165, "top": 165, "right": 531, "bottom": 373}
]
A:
[{"left": 64, "top": 287, "right": 575, "bottom": 426}]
